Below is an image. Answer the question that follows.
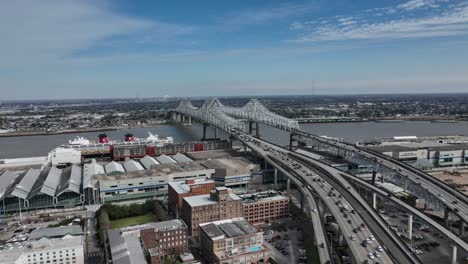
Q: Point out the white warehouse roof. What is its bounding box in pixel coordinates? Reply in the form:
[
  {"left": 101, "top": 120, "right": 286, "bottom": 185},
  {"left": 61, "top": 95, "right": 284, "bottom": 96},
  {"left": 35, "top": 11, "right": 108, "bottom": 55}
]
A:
[
  {"left": 83, "top": 159, "right": 104, "bottom": 189},
  {"left": 10, "top": 168, "right": 41, "bottom": 200},
  {"left": 156, "top": 154, "right": 177, "bottom": 164},
  {"left": 0, "top": 170, "right": 22, "bottom": 200},
  {"left": 41, "top": 166, "right": 63, "bottom": 197},
  {"left": 139, "top": 156, "right": 159, "bottom": 169},
  {"left": 105, "top": 161, "right": 125, "bottom": 175},
  {"left": 171, "top": 153, "right": 193, "bottom": 163},
  {"left": 123, "top": 160, "right": 144, "bottom": 172}
]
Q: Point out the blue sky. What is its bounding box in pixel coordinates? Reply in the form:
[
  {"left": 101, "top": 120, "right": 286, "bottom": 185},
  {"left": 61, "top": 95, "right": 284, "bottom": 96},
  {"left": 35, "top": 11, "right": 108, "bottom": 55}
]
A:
[{"left": 1, "top": 0, "right": 468, "bottom": 100}]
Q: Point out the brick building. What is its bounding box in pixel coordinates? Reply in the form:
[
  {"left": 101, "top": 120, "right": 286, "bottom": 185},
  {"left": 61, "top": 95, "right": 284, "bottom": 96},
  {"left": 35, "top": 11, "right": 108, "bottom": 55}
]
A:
[
  {"left": 181, "top": 187, "right": 242, "bottom": 238},
  {"left": 168, "top": 178, "right": 215, "bottom": 215},
  {"left": 140, "top": 219, "right": 189, "bottom": 264},
  {"left": 199, "top": 217, "right": 270, "bottom": 264},
  {"left": 240, "top": 190, "right": 289, "bottom": 225}
]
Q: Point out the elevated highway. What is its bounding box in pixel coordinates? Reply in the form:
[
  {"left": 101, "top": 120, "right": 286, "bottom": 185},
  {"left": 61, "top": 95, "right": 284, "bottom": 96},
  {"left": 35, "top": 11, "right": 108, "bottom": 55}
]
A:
[
  {"left": 292, "top": 131, "right": 468, "bottom": 225},
  {"left": 239, "top": 131, "right": 418, "bottom": 264}
]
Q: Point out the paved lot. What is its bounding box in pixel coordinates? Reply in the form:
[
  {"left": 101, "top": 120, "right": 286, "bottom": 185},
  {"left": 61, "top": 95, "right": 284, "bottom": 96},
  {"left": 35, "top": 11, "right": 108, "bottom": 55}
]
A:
[
  {"left": 262, "top": 219, "right": 308, "bottom": 264},
  {"left": 379, "top": 202, "right": 467, "bottom": 264}
]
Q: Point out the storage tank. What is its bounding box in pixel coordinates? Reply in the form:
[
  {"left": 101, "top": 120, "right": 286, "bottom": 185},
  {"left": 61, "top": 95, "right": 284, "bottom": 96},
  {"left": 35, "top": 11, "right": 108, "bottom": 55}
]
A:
[
  {"left": 98, "top": 133, "right": 109, "bottom": 143},
  {"left": 124, "top": 133, "right": 135, "bottom": 142}
]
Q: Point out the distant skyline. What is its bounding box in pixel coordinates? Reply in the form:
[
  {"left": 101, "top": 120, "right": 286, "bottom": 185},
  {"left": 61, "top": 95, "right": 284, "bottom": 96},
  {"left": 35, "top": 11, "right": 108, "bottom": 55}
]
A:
[{"left": 1, "top": 0, "right": 468, "bottom": 100}]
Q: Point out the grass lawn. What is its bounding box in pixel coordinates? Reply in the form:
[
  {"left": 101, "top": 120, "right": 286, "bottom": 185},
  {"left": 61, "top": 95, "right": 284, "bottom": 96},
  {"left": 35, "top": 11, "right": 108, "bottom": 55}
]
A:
[{"left": 110, "top": 214, "right": 155, "bottom": 229}]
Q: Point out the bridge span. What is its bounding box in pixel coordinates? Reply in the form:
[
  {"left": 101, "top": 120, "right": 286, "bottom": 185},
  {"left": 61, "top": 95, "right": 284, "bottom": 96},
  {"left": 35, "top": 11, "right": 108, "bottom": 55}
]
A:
[{"left": 172, "top": 98, "right": 467, "bottom": 263}]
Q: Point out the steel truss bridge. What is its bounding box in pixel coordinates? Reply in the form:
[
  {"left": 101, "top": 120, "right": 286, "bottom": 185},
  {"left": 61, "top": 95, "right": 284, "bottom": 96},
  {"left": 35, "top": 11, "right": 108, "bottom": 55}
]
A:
[{"left": 173, "top": 98, "right": 467, "bottom": 264}]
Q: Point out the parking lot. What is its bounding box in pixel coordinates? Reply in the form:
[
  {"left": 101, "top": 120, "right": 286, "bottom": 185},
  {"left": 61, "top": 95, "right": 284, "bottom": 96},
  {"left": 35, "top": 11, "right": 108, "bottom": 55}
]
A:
[
  {"left": 379, "top": 202, "right": 467, "bottom": 263},
  {"left": 262, "top": 219, "right": 308, "bottom": 264}
]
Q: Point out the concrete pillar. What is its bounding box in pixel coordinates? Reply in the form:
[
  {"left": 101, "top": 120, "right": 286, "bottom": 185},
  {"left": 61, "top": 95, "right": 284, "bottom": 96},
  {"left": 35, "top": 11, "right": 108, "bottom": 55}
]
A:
[
  {"left": 408, "top": 214, "right": 413, "bottom": 241},
  {"left": 372, "top": 192, "right": 377, "bottom": 210},
  {"left": 300, "top": 193, "right": 304, "bottom": 210},
  {"left": 214, "top": 127, "right": 219, "bottom": 138},
  {"left": 287, "top": 178, "right": 291, "bottom": 194},
  {"left": 255, "top": 122, "right": 260, "bottom": 137},
  {"left": 460, "top": 221, "right": 465, "bottom": 237},
  {"left": 188, "top": 116, "right": 192, "bottom": 125},
  {"left": 289, "top": 133, "right": 294, "bottom": 151},
  {"left": 202, "top": 124, "right": 207, "bottom": 140},
  {"left": 274, "top": 168, "right": 278, "bottom": 189},
  {"left": 249, "top": 121, "right": 253, "bottom": 134},
  {"left": 451, "top": 245, "right": 457, "bottom": 264},
  {"left": 444, "top": 207, "right": 451, "bottom": 227},
  {"left": 182, "top": 115, "right": 186, "bottom": 124}
]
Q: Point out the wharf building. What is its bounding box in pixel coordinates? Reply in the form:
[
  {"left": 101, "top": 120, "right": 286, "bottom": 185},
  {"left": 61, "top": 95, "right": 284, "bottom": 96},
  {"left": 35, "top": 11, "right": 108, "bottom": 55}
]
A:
[
  {"left": 0, "top": 226, "right": 85, "bottom": 264},
  {"left": 201, "top": 157, "right": 259, "bottom": 188},
  {"left": 199, "top": 217, "right": 270, "bottom": 264},
  {"left": 108, "top": 219, "right": 190, "bottom": 264},
  {"left": 167, "top": 178, "right": 216, "bottom": 215},
  {"left": 239, "top": 190, "right": 289, "bottom": 225},
  {"left": 365, "top": 138, "right": 468, "bottom": 168},
  {"left": 181, "top": 187, "right": 243, "bottom": 238}
]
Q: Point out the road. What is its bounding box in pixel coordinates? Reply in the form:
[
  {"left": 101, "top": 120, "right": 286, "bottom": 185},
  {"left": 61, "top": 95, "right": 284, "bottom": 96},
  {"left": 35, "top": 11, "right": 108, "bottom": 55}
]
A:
[
  {"left": 241, "top": 133, "right": 396, "bottom": 264},
  {"left": 295, "top": 131, "right": 468, "bottom": 224}
]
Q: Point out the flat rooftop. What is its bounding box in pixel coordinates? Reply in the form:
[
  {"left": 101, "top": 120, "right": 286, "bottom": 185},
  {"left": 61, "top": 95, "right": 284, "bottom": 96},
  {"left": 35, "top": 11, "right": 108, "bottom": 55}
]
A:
[
  {"left": 168, "top": 178, "right": 215, "bottom": 194},
  {"left": 239, "top": 190, "right": 288, "bottom": 204},
  {"left": 200, "top": 217, "right": 257, "bottom": 240},
  {"left": 202, "top": 157, "right": 251, "bottom": 169}
]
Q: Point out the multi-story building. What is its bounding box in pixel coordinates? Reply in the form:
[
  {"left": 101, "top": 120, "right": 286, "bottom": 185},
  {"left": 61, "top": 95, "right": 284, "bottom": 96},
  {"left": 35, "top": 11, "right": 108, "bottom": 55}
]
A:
[
  {"left": 97, "top": 162, "right": 214, "bottom": 203},
  {"left": 201, "top": 158, "right": 259, "bottom": 188},
  {"left": 140, "top": 220, "right": 188, "bottom": 264},
  {"left": 181, "top": 187, "right": 243, "bottom": 238},
  {"left": 168, "top": 178, "right": 216, "bottom": 215},
  {"left": 108, "top": 220, "right": 189, "bottom": 264},
  {"left": 199, "top": 217, "right": 270, "bottom": 264},
  {"left": 0, "top": 226, "right": 84, "bottom": 264},
  {"left": 240, "top": 190, "right": 289, "bottom": 225}
]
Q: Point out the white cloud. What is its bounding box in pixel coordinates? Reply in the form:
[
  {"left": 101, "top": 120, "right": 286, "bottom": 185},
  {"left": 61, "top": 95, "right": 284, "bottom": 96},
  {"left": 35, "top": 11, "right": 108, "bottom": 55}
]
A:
[
  {"left": 293, "top": 2, "right": 468, "bottom": 42},
  {"left": 0, "top": 0, "right": 191, "bottom": 69},
  {"left": 397, "top": 0, "right": 439, "bottom": 11}
]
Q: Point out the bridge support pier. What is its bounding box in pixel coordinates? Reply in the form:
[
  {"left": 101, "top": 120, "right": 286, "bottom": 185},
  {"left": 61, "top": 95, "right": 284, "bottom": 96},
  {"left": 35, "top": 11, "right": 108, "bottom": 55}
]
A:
[
  {"left": 286, "top": 178, "right": 291, "bottom": 194},
  {"left": 372, "top": 192, "right": 377, "bottom": 210},
  {"left": 274, "top": 168, "right": 278, "bottom": 189},
  {"left": 300, "top": 193, "right": 304, "bottom": 210},
  {"left": 444, "top": 207, "right": 451, "bottom": 227},
  {"left": 248, "top": 121, "right": 260, "bottom": 137},
  {"left": 408, "top": 214, "right": 413, "bottom": 241},
  {"left": 187, "top": 116, "right": 192, "bottom": 125},
  {"left": 214, "top": 127, "right": 218, "bottom": 138},
  {"left": 460, "top": 221, "right": 465, "bottom": 237},
  {"left": 451, "top": 245, "right": 458, "bottom": 264},
  {"left": 202, "top": 124, "right": 207, "bottom": 140},
  {"left": 182, "top": 115, "right": 186, "bottom": 124}
]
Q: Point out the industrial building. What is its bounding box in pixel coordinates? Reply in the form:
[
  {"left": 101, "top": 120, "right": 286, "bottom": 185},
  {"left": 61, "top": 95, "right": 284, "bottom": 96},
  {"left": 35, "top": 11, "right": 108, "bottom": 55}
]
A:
[
  {"left": 108, "top": 219, "right": 190, "bottom": 264},
  {"left": 368, "top": 142, "right": 468, "bottom": 168},
  {"left": 168, "top": 178, "right": 216, "bottom": 215},
  {"left": 97, "top": 162, "right": 214, "bottom": 203},
  {"left": 201, "top": 157, "right": 259, "bottom": 188},
  {"left": 240, "top": 190, "right": 289, "bottom": 225},
  {"left": 0, "top": 226, "right": 85, "bottom": 264},
  {"left": 198, "top": 217, "right": 270, "bottom": 264},
  {"left": 181, "top": 187, "right": 243, "bottom": 238}
]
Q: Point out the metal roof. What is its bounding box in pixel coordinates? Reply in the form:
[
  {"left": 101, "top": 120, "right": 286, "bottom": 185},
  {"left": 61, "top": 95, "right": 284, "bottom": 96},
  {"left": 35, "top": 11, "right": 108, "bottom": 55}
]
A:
[
  {"left": 155, "top": 154, "right": 177, "bottom": 164},
  {"left": 171, "top": 153, "right": 193, "bottom": 163},
  {"left": 139, "top": 156, "right": 159, "bottom": 169},
  {"left": 105, "top": 161, "right": 125, "bottom": 175},
  {"left": 29, "top": 226, "right": 83, "bottom": 240},
  {"left": 10, "top": 168, "right": 41, "bottom": 200},
  {"left": 40, "top": 166, "right": 62, "bottom": 197},
  {"left": 83, "top": 159, "right": 104, "bottom": 189},
  {"left": 0, "top": 171, "right": 23, "bottom": 200},
  {"left": 108, "top": 229, "right": 146, "bottom": 264},
  {"left": 56, "top": 165, "right": 82, "bottom": 196},
  {"left": 123, "top": 160, "right": 144, "bottom": 172}
]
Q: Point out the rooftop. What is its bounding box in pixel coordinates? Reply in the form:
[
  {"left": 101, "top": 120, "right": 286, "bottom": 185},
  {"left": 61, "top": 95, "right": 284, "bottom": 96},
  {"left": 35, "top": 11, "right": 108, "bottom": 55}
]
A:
[
  {"left": 200, "top": 217, "right": 258, "bottom": 240},
  {"left": 29, "top": 226, "right": 83, "bottom": 241},
  {"left": 0, "top": 236, "right": 83, "bottom": 263},
  {"left": 168, "top": 178, "right": 215, "bottom": 194},
  {"left": 183, "top": 194, "right": 217, "bottom": 207},
  {"left": 171, "top": 153, "right": 193, "bottom": 163},
  {"left": 202, "top": 157, "right": 251, "bottom": 169},
  {"left": 239, "top": 190, "right": 288, "bottom": 204}
]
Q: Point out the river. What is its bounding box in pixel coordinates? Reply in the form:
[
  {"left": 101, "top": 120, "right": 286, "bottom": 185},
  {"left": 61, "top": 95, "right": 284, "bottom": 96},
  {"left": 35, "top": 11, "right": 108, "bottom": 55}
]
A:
[{"left": 0, "top": 121, "right": 467, "bottom": 159}]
